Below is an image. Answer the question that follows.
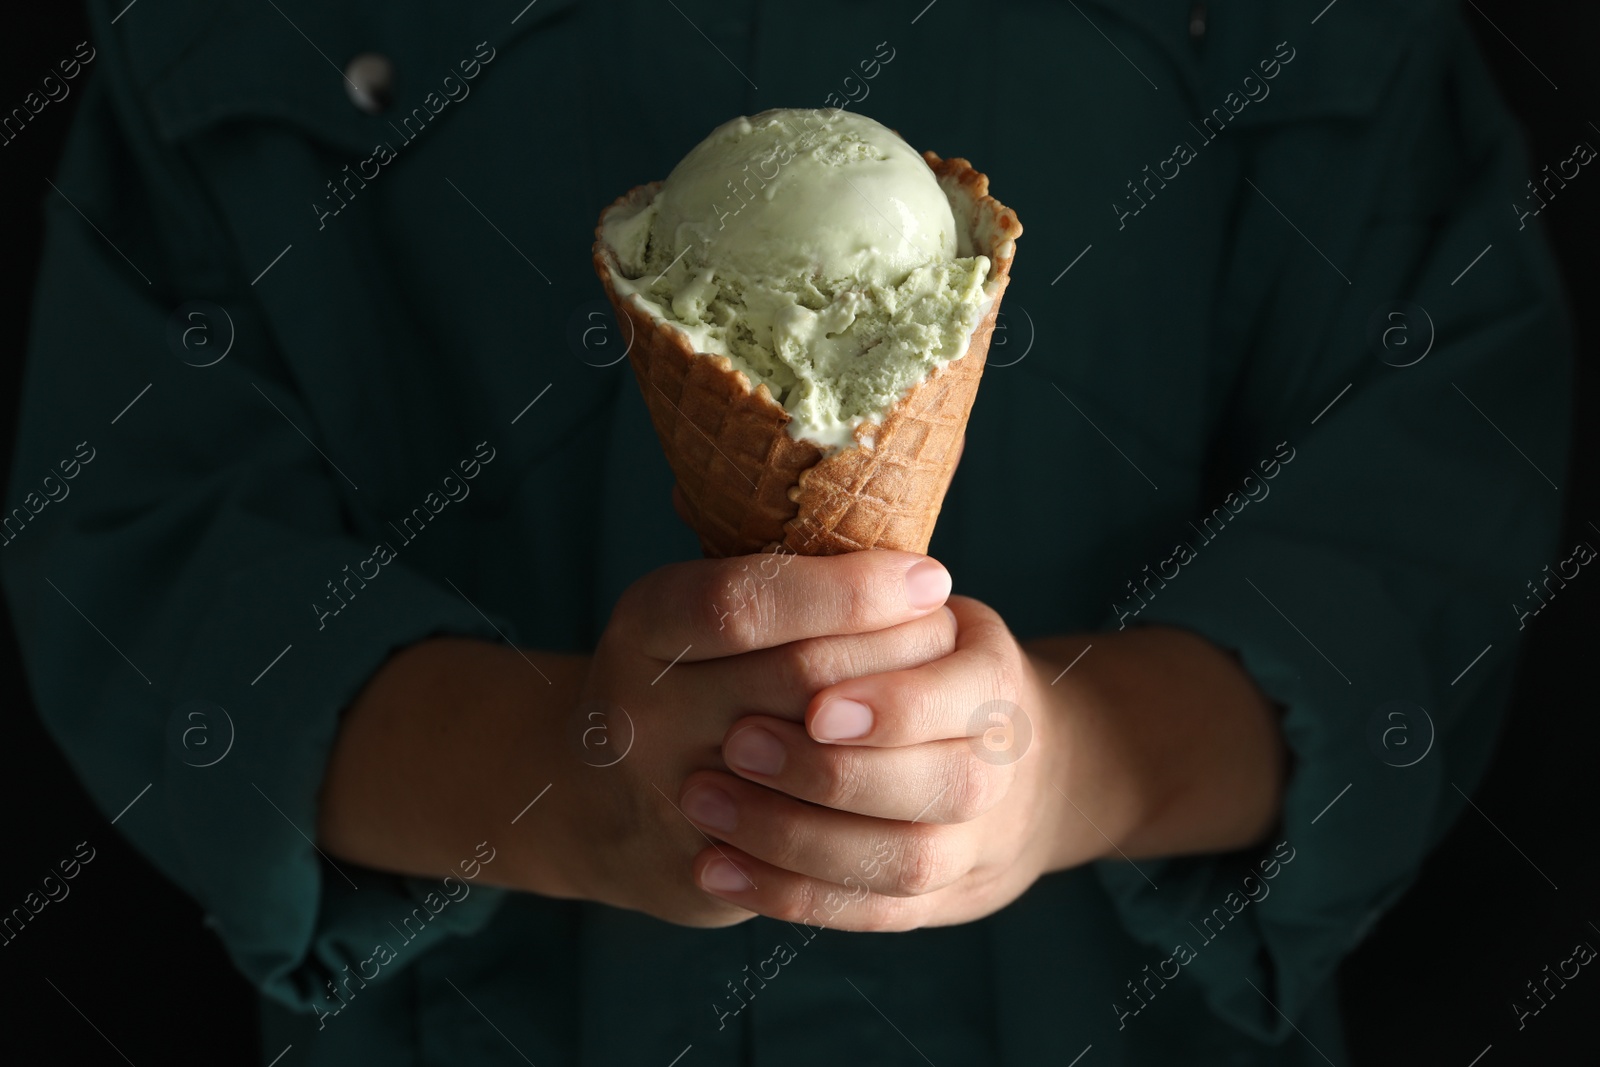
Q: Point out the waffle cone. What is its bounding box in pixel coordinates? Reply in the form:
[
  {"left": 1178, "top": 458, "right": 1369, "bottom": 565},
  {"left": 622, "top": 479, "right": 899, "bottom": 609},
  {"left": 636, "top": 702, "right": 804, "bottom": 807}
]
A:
[{"left": 592, "top": 151, "right": 1022, "bottom": 557}]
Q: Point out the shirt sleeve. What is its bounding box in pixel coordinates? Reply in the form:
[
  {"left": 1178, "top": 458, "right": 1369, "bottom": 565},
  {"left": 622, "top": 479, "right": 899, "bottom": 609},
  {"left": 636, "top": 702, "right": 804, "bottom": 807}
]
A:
[
  {"left": 1091, "top": 12, "right": 1571, "bottom": 1042},
  {"left": 1, "top": 63, "right": 509, "bottom": 1013}
]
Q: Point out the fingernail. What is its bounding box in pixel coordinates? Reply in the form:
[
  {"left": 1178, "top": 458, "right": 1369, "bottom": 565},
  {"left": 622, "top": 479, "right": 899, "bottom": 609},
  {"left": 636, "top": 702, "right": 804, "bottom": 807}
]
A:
[
  {"left": 701, "top": 858, "right": 749, "bottom": 893},
  {"left": 904, "top": 559, "right": 951, "bottom": 610},
  {"left": 813, "top": 698, "right": 873, "bottom": 742},
  {"left": 682, "top": 785, "right": 737, "bottom": 833},
  {"left": 725, "top": 727, "right": 786, "bottom": 776}
]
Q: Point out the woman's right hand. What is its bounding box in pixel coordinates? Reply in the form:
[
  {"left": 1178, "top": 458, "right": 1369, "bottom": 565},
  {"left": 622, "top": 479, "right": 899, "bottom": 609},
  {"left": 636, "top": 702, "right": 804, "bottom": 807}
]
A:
[
  {"left": 318, "top": 551, "right": 955, "bottom": 928},
  {"left": 555, "top": 550, "right": 957, "bottom": 927}
]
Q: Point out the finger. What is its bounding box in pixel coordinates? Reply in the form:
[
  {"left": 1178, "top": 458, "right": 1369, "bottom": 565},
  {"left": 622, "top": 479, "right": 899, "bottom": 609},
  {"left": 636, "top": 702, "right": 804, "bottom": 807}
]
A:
[
  {"left": 618, "top": 551, "right": 952, "bottom": 660},
  {"left": 805, "top": 596, "right": 1027, "bottom": 747},
  {"left": 679, "top": 770, "right": 970, "bottom": 898},
  {"left": 691, "top": 845, "right": 929, "bottom": 933},
  {"left": 690, "top": 607, "right": 958, "bottom": 721},
  {"left": 722, "top": 716, "right": 1007, "bottom": 823}
]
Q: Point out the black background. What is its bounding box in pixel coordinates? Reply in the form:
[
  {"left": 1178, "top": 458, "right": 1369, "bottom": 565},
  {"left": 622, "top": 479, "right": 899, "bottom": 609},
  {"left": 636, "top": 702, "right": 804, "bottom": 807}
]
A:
[{"left": 1, "top": 4, "right": 1594, "bottom": 1063}]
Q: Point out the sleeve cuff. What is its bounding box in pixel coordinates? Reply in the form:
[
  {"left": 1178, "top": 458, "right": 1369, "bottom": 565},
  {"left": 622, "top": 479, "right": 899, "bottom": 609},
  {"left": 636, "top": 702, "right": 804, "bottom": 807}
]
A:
[
  {"left": 161, "top": 549, "right": 516, "bottom": 1014},
  {"left": 1090, "top": 522, "right": 1486, "bottom": 1040}
]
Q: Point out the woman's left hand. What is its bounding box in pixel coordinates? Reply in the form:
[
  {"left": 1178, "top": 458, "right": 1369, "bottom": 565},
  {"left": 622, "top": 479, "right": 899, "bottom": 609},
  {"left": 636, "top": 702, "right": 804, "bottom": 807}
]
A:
[{"left": 677, "top": 594, "right": 1092, "bottom": 930}]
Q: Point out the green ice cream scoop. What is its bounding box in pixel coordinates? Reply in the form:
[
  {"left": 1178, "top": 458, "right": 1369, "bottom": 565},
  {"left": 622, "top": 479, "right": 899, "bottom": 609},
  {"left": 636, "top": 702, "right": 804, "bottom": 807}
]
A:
[{"left": 604, "top": 108, "right": 992, "bottom": 450}]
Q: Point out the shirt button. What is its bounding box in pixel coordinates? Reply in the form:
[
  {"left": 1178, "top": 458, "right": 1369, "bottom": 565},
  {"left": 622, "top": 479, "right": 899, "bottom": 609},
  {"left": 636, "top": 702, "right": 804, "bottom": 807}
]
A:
[{"left": 344, "top": 53, "right": 394, "bottom": 114}]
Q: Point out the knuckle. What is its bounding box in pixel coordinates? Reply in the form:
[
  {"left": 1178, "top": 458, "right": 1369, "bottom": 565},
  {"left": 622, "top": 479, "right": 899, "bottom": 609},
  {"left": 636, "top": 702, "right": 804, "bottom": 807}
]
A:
[
  {"left": 704, "top": 578, "right": 763, "bottom": 648},
  {"left": 945, "top": 755, "right": 996, "bottom": 823},
  {"left": 739, "top": 578, "right": 781, "bottom": 645},
  {"left": 993, "top": 652, "right": 1026, "bottom": 703},
  {"left": 810, "top": 748, "right": 868, "bottom": 811},
  {"left": 839, "top": 553, "right": 915, "bottom": 630},
  {"left": 891, "top": 827, "right": 955, "bottom": 897},
  {"left": 795, "top": 882, "right": 853, "bottom": 929},
  {"left": 718, "top": 607, "right": 763, "bottom": 652},
  {"left": 691, "top": 558, "right": 773, "bottom": 648},
  {"left": 689, "top": 569, "right": 730, "bottom": 631},
  {"left": 778, "top": 636, "right": 834, "bottom": 695},
  {"left": 976, "top": 642, "right": 1019, "bottom": 697},
  {"left": 931, "top": 611, "right": 961, "bottom": 658},
  {"left": 767, "top": 884, "right": 824, "bottom": 926},
  {"left": 773, "top": 641, "right": 813, "bottom": 694},
  {"left": 897, "top": 612, "right": 957, "bottom": 672},
  {"left": 839, "top": 575, "right": 880, "bottom": 631},
  {"left": 762, "top": 815, "right": 809, "bottom": 872},
  {"left": 898, "top": 676, "right": 948, "bottom": 742},
  {"left": 826, "top": 640, "right": 872, "bottom": 690}
]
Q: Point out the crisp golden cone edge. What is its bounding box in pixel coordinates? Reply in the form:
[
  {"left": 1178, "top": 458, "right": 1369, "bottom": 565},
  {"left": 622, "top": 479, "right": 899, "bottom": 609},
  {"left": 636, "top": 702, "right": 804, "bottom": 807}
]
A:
[{"left": 592, "top": 151, "right": 1022, "bottom": 557}]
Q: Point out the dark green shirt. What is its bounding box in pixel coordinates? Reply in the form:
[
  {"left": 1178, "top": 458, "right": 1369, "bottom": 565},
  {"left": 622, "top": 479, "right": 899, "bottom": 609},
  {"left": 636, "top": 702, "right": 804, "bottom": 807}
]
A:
[{"left": 4, "top": 0, "right": 1570, "bottom": 1063}]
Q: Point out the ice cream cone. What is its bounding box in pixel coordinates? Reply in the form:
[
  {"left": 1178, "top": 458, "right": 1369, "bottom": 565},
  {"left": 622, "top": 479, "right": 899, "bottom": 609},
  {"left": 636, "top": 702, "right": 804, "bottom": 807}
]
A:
[{"left": 592, "top": 151, "right": 1022, "bottom": 558}]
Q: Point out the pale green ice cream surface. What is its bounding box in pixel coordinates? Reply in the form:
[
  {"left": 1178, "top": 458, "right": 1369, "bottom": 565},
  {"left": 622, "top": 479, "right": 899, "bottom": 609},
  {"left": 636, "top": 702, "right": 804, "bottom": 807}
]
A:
[{"left": 604, "top": 108, "right": 992, "bottom": 450}]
